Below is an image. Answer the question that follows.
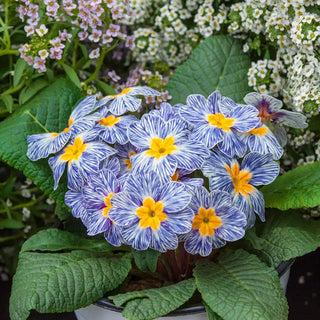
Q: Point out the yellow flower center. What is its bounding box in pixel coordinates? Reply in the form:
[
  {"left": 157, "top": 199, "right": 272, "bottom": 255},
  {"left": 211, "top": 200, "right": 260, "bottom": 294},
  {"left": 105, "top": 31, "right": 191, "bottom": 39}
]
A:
[
  {"left": 109, "top": 87, "right": 132, "bottom": 98},
  {"left": 62, "top": 118, "right": 74, "bottom": 133},
  {"left": 171, "top": 171, "right": 180, "bottom": 182},
  {"left": 225, "top": 163, "right": 254, "bottom": 197},
  {"left": 145, "top": 136, "right": 177, "bottom": 159},
  {"left": 207, "top": 113, "right": 235, "bottom": 131},
  {"left": 102, "top": 193, "right": 114, "bottom": 217},
  {"left": 99, "top": 115, "right": 120, "bottom": 127},
  {"left": 124, "top": 151, "right": 136, "bottom": 170},
  {"left": 192, "top": 207, "right": 222, "bottom": 236},
  {"left": 60, "top": 137, "right": 87, "bottom": 165},
  {"left": 136, "top": 197, "right": 167, "bottom": 230},
  {"left": 248, "top": 126, "right": 268, "bottom": 136}
]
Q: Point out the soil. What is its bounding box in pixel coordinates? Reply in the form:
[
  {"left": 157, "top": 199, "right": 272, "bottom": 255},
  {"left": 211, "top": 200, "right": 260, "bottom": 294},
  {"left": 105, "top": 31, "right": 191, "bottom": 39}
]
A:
[{"left": 1, "top": 248, "right": 319, "bottom": 320}]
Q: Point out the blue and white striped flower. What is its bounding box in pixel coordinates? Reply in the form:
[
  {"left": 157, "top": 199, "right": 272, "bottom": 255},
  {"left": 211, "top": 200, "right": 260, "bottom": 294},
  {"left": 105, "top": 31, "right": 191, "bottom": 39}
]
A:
[
  {"left": 113, "top": 142, "right": 139, "bottom": 183},
  {"left": 179, "top": 91, "right": 261, "bottom": 157},
  {"left": 99, "top": 86, "right": 160, "bottom": 116},
  {"left": 27, "top": 95, "right": 98, "bottom": 161},
  {"left": 148, "top": 102, "right": 182, "bottom": 121},
  {"left": 202, "top": 152, "right": 280, "bottom": 228},
  {"left": 244, "top": 92, "right": 307, "bottom": 146},
  {"left": 128, "top": 115, "right": 210, "bottom": 180},
  {"left": 65, "top": 188, "right": 88, "bottom": 225},
  {"left": 171, "top": 169, "right": 204, "bottom": 191},
  {"left": 108, "top": 171, "right": 193, "bottom": 252},
  {"left": 183, "top": 187, "right": 247, "bottom": 257},
  {"left": 49, "top": 129, "right": 117, "bottom": 190},
  {"left": 96, "top": 107, "right": 138, "bottom": 145},
  {"left": 82, "top": 169, "right": 123, "bottom": 247},
  {"left": 245, "top": 123, "right": 283, "bottom": 160}
]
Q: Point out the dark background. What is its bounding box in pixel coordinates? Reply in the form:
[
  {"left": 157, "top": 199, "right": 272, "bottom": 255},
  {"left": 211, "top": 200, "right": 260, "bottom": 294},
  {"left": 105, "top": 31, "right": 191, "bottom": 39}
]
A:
[{"left": 1, "top": 249, "right": 319, "bottom": 320}]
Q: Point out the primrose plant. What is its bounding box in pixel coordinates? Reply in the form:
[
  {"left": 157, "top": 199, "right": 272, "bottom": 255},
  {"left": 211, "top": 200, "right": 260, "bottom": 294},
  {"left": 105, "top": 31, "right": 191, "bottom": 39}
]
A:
[
  {"left": 7, "top": 75, "right": 318, "bottom": 320},
  {"left": 26, "top": 87, "right": 306, "bottom": 256}
]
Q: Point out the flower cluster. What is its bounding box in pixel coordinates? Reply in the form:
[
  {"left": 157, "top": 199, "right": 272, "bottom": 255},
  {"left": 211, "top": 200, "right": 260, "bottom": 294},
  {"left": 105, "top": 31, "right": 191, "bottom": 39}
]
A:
[
  {"left": 16, "top": 0, "right": 134, "bottom": 73},
  {"left": 27, "top": 87, "right": 307, "bottom": 256}
]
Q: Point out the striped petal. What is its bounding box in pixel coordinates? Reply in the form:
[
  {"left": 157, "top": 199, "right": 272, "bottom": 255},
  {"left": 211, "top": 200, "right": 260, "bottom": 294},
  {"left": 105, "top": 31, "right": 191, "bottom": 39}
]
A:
[
  {"left": 217, "top": 130, "right": 247, "bottom": 158},
  {"left": 121, "top": 223, "right": 151, "bottom": 250},
  {"left": 27, "top": 132, "right": 70, "bottom": 161},
  {"left": 48, "top": 154, "right": 67, "bottom": 190},
  {"left": 109, "top": 95, "right": 141, "bottom": 115},
  {"left": 129, "top": 86, "right": 160, "bottom": 96},
  {"left": 149, "top": 224, "right": 178, "bottom": 252},
  {"left": 159, "top": 181, "right": 191, "bottom": 213},
  {"left": 65, "top": 189, "right": 88, "bottom": 222},
  {"left": 244, "top": 92, "right": 283, "bottom": 113},
  {"left": 230, "top": 105, "right": 260, "bottom": 132},
  {"left": 191, "top": 124, "right": 224, "bottom": 149},
  {"left": 184, "top": 230, "right": 213, "bottom": 257},
  {"left": 241, "top": 152, "right": 280, "bottom": 186},
  {"left": 166, "top": 207, "right": 194, "bottom": 234},
  {"left": 70, "top": 95, "right": 97, "bottom": 120},
  {"left": 273, "top": 109, "right": 307, "bottom": 128},
  {"left": 104, "top": 223, "right": 123, "bottom": 247}
]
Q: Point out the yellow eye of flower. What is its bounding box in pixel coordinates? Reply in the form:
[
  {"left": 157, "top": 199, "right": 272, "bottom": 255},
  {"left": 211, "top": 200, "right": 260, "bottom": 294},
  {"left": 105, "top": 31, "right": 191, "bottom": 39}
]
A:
[
  {"left": 60, "top": 137, "right": 87, "bottom": 165},
  {"left": 225, "top": 163, "right": 254, "bottom": 197},
  {"left": 207, "top": 113, "right": 235, "bottom": 131},
  {"left": 145, "top": 136, "right": 177, "bottom": 159},
  {"left": 99, "top": 115, "right": 120, "bottom": 127},
  {"left": 102, "top": 193, "right": 114, "bottom": 217},
  {"left": 136, "top": 197, "right": 167, "bottom": 230},
  {"left": 109, "top": 88, "right": 132, "bottom": 98},
  {"left": 124, "top": 151, "right": 136, "bottom": 170},
  {"left": 248, "top": 126, "right": 268, "bottom": 136},
  {"left": 192, "top": 207, "right": 222, "bottom": 236}
]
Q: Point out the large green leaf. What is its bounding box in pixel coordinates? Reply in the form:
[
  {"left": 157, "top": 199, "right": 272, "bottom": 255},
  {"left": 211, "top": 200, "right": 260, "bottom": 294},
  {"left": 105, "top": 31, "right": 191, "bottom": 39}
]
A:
[
  {"left": 132, "top": 249, "right": 160, "bottom": 272},
  {"left": 21, "top": 229, "right": 113, "bottom": 253},
  {"left": 262, "top": 162, "right": 320, "bottom": 210},
  {"left": 194, "top": 249, "right": 288, "bottom": 320},
  {"left": 110, "top": 279, "right": 196, "bottom": 320},
  {"left": 10, "top": 251, "right": 131, "bottom": 320},
  {"left": 245, "top": 210, "right": 320, "bottom": 267},
  {"left": 166, "top": 35, "right": 251, "bottom": 105},
  {"left": 0, "top": 78, "right": 83, "bottom": 205}
]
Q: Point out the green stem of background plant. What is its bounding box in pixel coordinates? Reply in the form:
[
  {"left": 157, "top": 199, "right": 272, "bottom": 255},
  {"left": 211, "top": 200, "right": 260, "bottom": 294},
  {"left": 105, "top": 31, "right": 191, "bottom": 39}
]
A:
[
  {"left": 84, "top": 40, "right": 120, "bottom": 85},
  {"left": 0, "top": 233, "right": 24, "bottom": 243},
  {"left": 0, "top": 193, "right": 47, "bottom": 214},
  {"left": 0, "top": 199, "right": 11, "bottom": 219},
  {"left": 0, "top": 49, "right": 19, "bottom": 56},
  {"left": 1, "top": 80, "right": 25, "bottom": 96}
]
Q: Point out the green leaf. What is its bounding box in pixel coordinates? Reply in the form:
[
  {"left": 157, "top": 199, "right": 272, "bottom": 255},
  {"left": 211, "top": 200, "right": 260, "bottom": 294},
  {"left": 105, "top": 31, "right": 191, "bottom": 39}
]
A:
[
  {"left": 19, "top": 78, "right": 49, "bottom": 105},
  {"left": 62, "top": 63, "right": 81, "bottom": 88},
  {"left": 133, "top": 249, "right": 160, "bottom": 272},
  {"left": 55, "top": 203, "right": 71, "bottom": 220},
  {"left": 21, "top": 229, "right": 113, "bottom": 253},
  {"left": 0, "top": 26, "right": 13, "bottom": 32},
  {"left": 13, "top": 59, "right": 27, "bottom": 87},
  {"left": 10, "top": 251, "right": 131, "bottom": 320},
  {"left": 0, "top": 219, "right": 24, "bottom": 229},
  {"left": 1, "top": 94, "right": 13, "bottom": 112},
  {"left": 245, "top": 210, "right": 320, "bottom": 267},
  {"left": 204, "top": 302, "right": 224, "bottom": 320},
  {"left": 0, "top": 78, "right": 83, "bottom": 205},
  {"left": 166, "top": 35, "right": 251, "bottom": 104},
  {"left": 95, "top": 79, "right": 116, "bottom": 95},
  {"left": 110, "top": 279, "right": 196, "bottom": 320},
  {"left": 262, "top": 162, "right": 320, "bottom": 210},
  {"left": 194, "top": 249, "right": 288, "bottom": 320},
  {"left": 79, "top": 43, "right": 88, "bottom": 60}
]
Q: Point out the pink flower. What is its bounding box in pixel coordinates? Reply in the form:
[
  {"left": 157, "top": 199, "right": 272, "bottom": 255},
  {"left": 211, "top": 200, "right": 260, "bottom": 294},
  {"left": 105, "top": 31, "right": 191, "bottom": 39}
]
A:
[
  {"left": 49, "top": 48, "right": 62, "bottom": 60},
  {"left": 50, "top": 37, "right": 65, "bottom": 51},
  {"left": 102, "top": 33, "right": 113, "bottom": 44},
  {"left": 78, "top": 31, "right": 88, "bottom": 40},
  {"left": 26, "top": 55, "right": 34, "bottom": 66},
  {"left": 125, "top": 35, "right": 135, "bottom": 49},
  {"left": 107, "top": 24, "right": 120, "bottom": 37},
  {"left": 33, "top": 57, "right": 47, "bottom": 73},
  {"left": 108, "top": 71, "right": 120, "bottom": 82},
  {"left": 24, "top": 25, "right": 34, "bottom": 36},
  {"left": 59, "top": 29, "right": 72, "bottom": 42},
  {"left": 88, "top": 29, "right": 102, "bottom": 42},
  {"left": 89, "top": 48, "right": 100, "bottom": 59}
]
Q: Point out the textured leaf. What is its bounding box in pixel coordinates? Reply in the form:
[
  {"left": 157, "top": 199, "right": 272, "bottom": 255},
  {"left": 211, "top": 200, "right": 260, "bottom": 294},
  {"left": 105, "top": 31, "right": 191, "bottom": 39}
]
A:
[
  {"left": 21, "top": 229, "right": 112, "bottom": 253},
  {"left": 13, "top": 58, "right": 27, "bottom": 87},
  {"left": 245, "top": 210, "right": 320, "bottom": 267},
  {"left": 110, "top": 279, "right": 196, "bottom": 320},
  {"left": 262, "top": 162, "right": 320, "bottom": 210},
  {"left": 0, "top": 78, "right": 83, "bottom": 205},
  {"left": 194, "top": 249, "right": 288, "bottom": 320},
  {"left": 166, "top": 35, "right": 251, "bottom": 104},
  {"left": 19, "top": 78, "right": 49, "bottom": 105},
  {"left": 55, "top": 203, "right": 71, "bottom": 220},
  {"left": 10, "top": 251, "right": 131, "bottom": 320},
  {"left": 204, "top": 302, "right": 224, "bottom": 320},
  {"left": 133, "top": 249, "right": 160, "bottom": 272}
]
